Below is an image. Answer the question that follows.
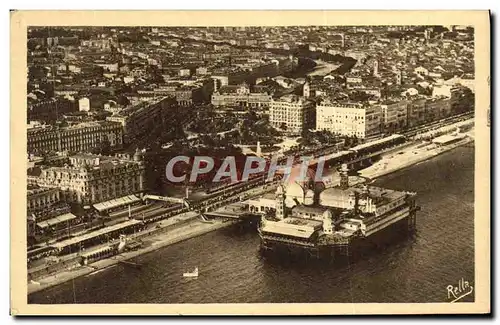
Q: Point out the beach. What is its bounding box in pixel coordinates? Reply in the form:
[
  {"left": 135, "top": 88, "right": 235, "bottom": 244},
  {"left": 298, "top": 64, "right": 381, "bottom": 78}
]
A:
[
  {"left": 360, "top": 137, "right": 473, "bottom": 180},
  {"left": 361, "top": 121, "right": 474, "bottom": 180}
]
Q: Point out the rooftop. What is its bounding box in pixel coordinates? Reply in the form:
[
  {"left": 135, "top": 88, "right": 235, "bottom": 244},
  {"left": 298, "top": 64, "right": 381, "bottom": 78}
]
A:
[
  {"left": 27, "top": 187, "right": 58, "bottom": 196},
  {"left": 115, "top": 97, "right": 166, "bottom": 117},
  {"left": 292, "top": 205, "right": 329, "bottom": 216},
  {"left": 51, "top": 219, "right": 141, "bottom": 249},
  {"left": 37, "top": 213, "right": 77, "bottom": 229},
  {"left": 93, "top": 194, "right": 141, "bottom": 212},
  {"left": 284, "top": 216, "right": 323, "bottom": 228},
  {"left": 275, "top": 94, "right": 311, "bottom": 104}
]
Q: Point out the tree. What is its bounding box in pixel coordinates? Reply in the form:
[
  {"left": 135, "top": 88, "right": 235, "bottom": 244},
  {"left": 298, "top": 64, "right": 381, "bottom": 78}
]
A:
[
  {"left": 451, "top": 87, "right": 474, "bottom": 114},
  {"left": 91, "top": 137, "right": 111, "bottom": 156},
  {"left": 116, "top": 95, "right": 131, "bottom": 107}
]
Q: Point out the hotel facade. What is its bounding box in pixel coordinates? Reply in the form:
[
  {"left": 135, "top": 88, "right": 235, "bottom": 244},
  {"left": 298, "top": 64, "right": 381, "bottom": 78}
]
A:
[
  {"left": 30, "top": 152, "right": 145, "bottom": 204},
  {"left": 316, "top": 101, "right": 382, "bottom": 139},
  {"left": 27, "top": 187, "right": 61, "bottom": 215},
  {"left": 211, "top": 83, "right": 272, "bottom": 108},
  {"left": 27, "top": 121, "right": 123, "bottom": 154},
  {"left": 270, "top": 95, "right": 315, "bottom": 134}
]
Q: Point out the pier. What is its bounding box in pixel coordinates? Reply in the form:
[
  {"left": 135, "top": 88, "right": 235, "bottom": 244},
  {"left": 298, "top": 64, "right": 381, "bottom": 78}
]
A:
[{"left": 202, "top": 202, "right": 260, "bottom": 222}]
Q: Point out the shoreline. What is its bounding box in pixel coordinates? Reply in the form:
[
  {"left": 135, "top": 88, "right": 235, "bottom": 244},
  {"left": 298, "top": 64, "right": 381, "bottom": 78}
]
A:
[
  {"left": 28, "top": 219, "right": 237, "bottom": 295},
  {"left": 28, "top": 134, "right": 474, "bottom": 296},
  {"left": 360, "top": 137, "right": 473, "bottom": 181}
]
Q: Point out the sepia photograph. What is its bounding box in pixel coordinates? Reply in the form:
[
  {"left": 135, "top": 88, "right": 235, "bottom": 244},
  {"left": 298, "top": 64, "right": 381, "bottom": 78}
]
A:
[{"left": 10, "top": 10, "right": 490, "bottom": 315}]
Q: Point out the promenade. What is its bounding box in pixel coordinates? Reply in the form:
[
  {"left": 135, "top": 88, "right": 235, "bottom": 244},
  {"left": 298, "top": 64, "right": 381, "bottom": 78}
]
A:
[
  {"left": 361, "top": 125, "right": 474, "bottom": 180},
  {"left": 28, "top": 217, "right": 237, "bottom": 295}
]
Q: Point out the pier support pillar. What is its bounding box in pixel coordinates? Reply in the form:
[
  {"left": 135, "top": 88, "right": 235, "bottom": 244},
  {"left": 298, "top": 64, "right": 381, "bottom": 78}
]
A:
[{"left": 407, "top": 211, "right": 417, "bottom": 233}]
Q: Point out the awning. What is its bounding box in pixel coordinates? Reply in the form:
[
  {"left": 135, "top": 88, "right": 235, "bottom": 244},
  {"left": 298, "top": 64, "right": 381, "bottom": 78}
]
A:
[
  {"left": 81, "top": 245, "right": 115, "bottom": 258},
  {"left": 351, "top": 134, "right": 403, "bottom": 151},
  {"left": 52, "top": 219, "right": 141, "bottom": 249},
  {"left": 261, "top": 224, "right": 316, "bottom": 239},
  {"left": 93, "top": 195, "right": 141, "bottom": 213},
  {"left": 36, "top": 213, "right": 78, "bottom": 229}
]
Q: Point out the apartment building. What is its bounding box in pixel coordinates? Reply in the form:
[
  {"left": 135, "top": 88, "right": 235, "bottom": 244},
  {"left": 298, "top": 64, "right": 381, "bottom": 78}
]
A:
[
  {"left": 27, "top": 121, "right": 123, "bottom": 154},
  {"left": 379, "top": 100, "right": 409, "bottom": 132},
  {"left": 316, "top": 101, "right": 382, "bottom": 138},
  {"left": 211, "top": 83, "right": 272, "bottom": 108},
  {"left": 270, "top": 95, "right": 315, "bottom": 134},
  {"left": 32, "top": 152, "right": 145, "bottom": 204},
  {"left": 27, "top": 187, "right": 61, "bottom": 215},
  {"left": 106, "top": 96, "right": 171, "bottom": 143}
]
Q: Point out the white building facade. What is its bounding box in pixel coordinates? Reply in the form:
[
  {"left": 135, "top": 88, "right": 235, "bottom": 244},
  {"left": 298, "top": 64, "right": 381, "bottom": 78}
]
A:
[
  {"left": 316, "top": 102, "right": 382, "bottom": 138},
  {"left": 270, "top": 95, "right": 315, "bottom": 134}
]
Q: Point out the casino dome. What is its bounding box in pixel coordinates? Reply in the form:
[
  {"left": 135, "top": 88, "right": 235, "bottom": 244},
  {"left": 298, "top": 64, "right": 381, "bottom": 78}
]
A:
[
  {"left": 283, "top": 182, "right": 325, "bottom": 209},
  {"left": 284, "top": 165, "right": 325, "bottom": 193},
  {"left": 285, "top": 181, "right": 306, "bottom": 207}
]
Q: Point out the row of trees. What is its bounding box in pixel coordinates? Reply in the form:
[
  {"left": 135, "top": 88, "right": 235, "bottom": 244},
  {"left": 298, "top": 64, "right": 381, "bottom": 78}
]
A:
[
  {"left": 451, "top": 86, "right": 475, "bottom": 115},
  {"left": 298, "top": 129, "right": 341, "bottom": 147},
  {"left": 186, "top": 108, "right": 239, "bottom": 135},
  {"left": 229, "top": 112, "right": 282, "bottom": 146}
]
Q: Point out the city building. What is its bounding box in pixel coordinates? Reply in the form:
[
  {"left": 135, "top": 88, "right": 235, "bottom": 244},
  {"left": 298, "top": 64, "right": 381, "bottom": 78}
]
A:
[
  {"left": 407, "top": 97, "right": 428, "bottom": 127},
  {"left": 303, "top": 82, "right": 313, "bottom": 98},
  {"left": 196, "top": 67, "right": 209, "bottom": 75},
  {"left": 137, "top": 81, "right": 213, "bottom": 106},
  {"left": 174, "top": 85, "right": 208, "bottom": 106},
  {"left": 395, "top": 70, "right": 403, "bottom": 85},
  {"left": 211, "top": 69, "right": 251, "bottom": 91},
  {"left": 78, "top": 97, "right": 90, "bottom": 112},
  {"left": 316, "top": 101, "right": 382, "bottom": 138},
  {"left": 94, "top": 61, "right": 119, "bottom": 72},
  {"left": 379, "top": 100, "right": 409, "bottom": 131},
  {"left": 178, "top": 68, "right": 191, "bottom": 77},
  {"left": 248, "top": 61, "right": 280, "bottom": 80},
  {"left": 270, "top": 95, "right": 315, "bottom": 134},
  {"left": 28, "top": 98, "right": 78, "bottom": 123},
  {"left": 27, "top": 121, "right": 124, "bottom": 154},
  {"left": 80, "top": 38, "right": 111, "bottom": 50},
  {"left": 425, "top": 97, "right": 452, "bottom": 120},
  {"left": 432, "top": 84, "right": 452, "bottom": 98},
  {"left": 346, "top": 74, "right": 363, "bottom": 85},
  {"left": 211, "top": 83, "right": 272, "bottom": 109},
  {"left": 106, "top": 97, "right": 171, "bottom": 143},
  {"left": 30, "top": 151, "right": 145, "bottom": 204},
  {"left": 373, "top": 60, "right": 379, "bottom": 77},
  {"left": 27, "top": 187, "right": 61, "bottom": 215}
]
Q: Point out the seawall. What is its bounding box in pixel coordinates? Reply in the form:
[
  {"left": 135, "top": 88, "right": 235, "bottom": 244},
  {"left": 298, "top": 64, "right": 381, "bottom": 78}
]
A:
[{"left": 28, "top": 219, "right": 236, "bottom": 295}]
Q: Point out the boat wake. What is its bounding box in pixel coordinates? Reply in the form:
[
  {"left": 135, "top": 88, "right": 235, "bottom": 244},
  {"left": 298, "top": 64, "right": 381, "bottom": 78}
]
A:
[{"left": 183, "top": 267, "right": 199, "bottom": 278}]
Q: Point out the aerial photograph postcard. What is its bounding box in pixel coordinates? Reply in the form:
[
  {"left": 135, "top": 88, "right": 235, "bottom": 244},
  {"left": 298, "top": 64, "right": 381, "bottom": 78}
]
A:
[{"left": 10, "top": 10, "right": 490, "bottom": 316}]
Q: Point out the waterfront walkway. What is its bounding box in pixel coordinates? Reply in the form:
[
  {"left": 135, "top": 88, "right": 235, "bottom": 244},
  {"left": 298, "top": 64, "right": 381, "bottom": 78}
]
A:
[
  {"left": 360, "top": 130, "right": 474, "bottom": 180},
  {"left": 28, "top": 217, "right": 236, "bottom": 295}
]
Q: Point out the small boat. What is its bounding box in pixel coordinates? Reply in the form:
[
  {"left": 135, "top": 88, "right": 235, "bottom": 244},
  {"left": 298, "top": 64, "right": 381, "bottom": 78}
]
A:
[{"left": 183, "top": 267, "right": 199, "bottom": 278}]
